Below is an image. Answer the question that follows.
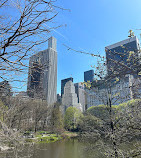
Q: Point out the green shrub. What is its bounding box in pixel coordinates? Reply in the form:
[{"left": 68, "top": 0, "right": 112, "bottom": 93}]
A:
[
  {"left": 126, "top": 99, "right": 141, "bottom": 107},
  {"left": 78, "top": 114, "right": 103, "bottom": 132},
  {"left": 87, "top": 105, "right": 117, "bottom": 121}
]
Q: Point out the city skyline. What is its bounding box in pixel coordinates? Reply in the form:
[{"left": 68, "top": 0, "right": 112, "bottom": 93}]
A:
[
  {"left": 53, "top": 0, "right": 141, "bottom": 94},
  {"left": 1, "top": 1, "right": 141, "bottom": 156},
  {"left": 7, "top": 0, "right": 141, "bottom": 94},
  {"left": 13, "top": 34, "right": 141, "bottom": 95}
]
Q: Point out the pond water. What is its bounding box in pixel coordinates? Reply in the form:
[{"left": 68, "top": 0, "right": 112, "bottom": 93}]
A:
[
  {"left": 31, "top": 139, "right": 105, "bottom": 158},
  {"left": 1, "top": 139, "right": 106, "bottom": 158},
  {"left": 1, "top": 138, "right": 139, "bottom": 158}
]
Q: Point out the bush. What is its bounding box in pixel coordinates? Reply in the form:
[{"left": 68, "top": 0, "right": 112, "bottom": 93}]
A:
[
  {"left": 87, "top": 105, "right": 117, "bottom": 122},
  {"left": 78, "top": 114, "right": 103, "bottom": 132}
]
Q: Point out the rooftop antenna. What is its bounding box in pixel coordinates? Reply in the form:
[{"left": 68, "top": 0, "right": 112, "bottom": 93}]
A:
[{"left": 128, "top": 30, "right": 134, "bottom": 38}]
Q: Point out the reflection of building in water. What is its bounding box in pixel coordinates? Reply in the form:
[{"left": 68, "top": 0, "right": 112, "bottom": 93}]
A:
[{"left": 27, "top": 37, "right": 57, "bottom": 105}]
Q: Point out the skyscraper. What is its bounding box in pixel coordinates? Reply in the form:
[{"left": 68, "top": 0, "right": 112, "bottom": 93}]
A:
[
  {"left": 61, "top": 77, "right": 73, "bottom": 97},
  {"left": 84, "top": 70, "right": 94, "bottom": 82},
  {"left": 27, "top": 36, "right": 57, "bottom": 105},
  {"left": 105, "top": 36, "right": 140, "bottom": 76},
  {"left": 74, "top": 82, "right": 86, "bottom": 112},
  {"left": 62, "top": 81, "right": 83, "bottom": 112}
]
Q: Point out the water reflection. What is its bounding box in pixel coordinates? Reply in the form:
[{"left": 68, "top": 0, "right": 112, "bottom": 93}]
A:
[
  {"left": 0, "top": 139, "right": 107, "bottom": 158},
  {"left": 1, "top": 139, "right": 140, "bottom": 158},
  {"left": 31, "top": 139, "right": 105, "bottom": 158}
]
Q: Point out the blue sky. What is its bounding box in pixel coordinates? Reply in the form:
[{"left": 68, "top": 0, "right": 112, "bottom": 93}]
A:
[
  {"left": 6, "top": 0, "right": 141, "bottom": 94},
  {"left": 52, "top": 0, "right": 141, "bottom": 94}
]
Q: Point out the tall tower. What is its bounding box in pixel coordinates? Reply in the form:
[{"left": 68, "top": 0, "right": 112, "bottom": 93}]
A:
[
  {"left": 74, "top": 82, "right": 86, "bottom": 112},
  {"left": 27, "top": 36, "right": 57, "bottom": 105}
]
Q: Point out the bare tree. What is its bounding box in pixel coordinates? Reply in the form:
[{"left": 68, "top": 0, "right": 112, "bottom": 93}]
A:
[
  {"left": 0, "top": 1, "right": 65, "bottom": 155},
  {"left": 0, "top": 0, "right": 62, "bottom": 87}
]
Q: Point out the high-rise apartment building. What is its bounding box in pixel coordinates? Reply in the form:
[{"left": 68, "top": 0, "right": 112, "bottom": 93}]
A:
[
  {"left": 74, "top": 82, "right": 86, "bottom": 112},
  {"left": 84, "top": 70, "right": 94, "bottom": 82},
  {"left": 86, "top": 74, "right": 141, "bottom": 108},
  {"left": 61, "top": 77, "right": 73, "bottom": 97},
  {"left": 27, "top": 37, "right": 57, "bottom": 105},
  {"left": 105, "top": 36, "right": 140, "bottom": 76}
]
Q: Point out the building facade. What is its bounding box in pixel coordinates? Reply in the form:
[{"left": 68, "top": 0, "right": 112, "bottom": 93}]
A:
[
  {"left": 61, "top": 77, "right": 73, "bottom": 97},
  {"left": 86, "top": 74, "right": 141, "bottom": 108},
  {"left": 57, "top": 94, "right": 61, "bottom": 103},
  {"left": 85, "top": 36, "right": 141, "bottom": 109},
  {"left": 84, "top": 70, "right": 94, "bottom": 82},
  {"left": 105, "top": 36, "right": 140, "bottom": 76},
  {"left": 62, "top": 81, "right": 83, "bottom": 112},
  {"left": 74, "top": 82, "right": 86, "bottom": 112},
  {"left": 27, "top": 37, "right": 57, "bottom": 105}
]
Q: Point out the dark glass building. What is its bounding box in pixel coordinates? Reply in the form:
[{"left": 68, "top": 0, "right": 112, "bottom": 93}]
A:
[
  {"left": 105, "top": 36, "right": 140, "bottom": 76},
  {"left": 61, "top": 77, "right": 73, "bottom": 97},
  {"left": 84, "top": 70, "right": 94, "bottom": 82}
]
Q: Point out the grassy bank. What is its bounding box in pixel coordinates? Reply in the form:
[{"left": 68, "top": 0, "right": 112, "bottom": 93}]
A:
[{"left": 25, "top": 131, "right": 78, "bottom": 143}]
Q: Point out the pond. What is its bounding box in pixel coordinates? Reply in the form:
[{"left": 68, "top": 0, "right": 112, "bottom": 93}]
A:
[
  {"left": 1, "top": 138, "right": 139, "bottom": 158},
  {"left": 31, "top": 139, "right": 105, "bottom": 158},
  {"left": 1, "top": 138, "right": 106, "bottom": 158}
]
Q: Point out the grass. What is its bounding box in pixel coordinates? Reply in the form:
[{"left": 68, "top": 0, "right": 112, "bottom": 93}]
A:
[
  {"left": 25, "top": 133, "right": 62, "bottom": 143},
  {"left": 25, "top": 130, "right": 79, "bottom": 143}
]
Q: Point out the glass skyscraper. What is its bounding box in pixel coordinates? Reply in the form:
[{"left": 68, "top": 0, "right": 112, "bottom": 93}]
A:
[
  {"left": 84, "top": 70, "right": 94, "bottom": 82},
  {"left": 105, "top": 36, "right": 140, "bottom": 76}
]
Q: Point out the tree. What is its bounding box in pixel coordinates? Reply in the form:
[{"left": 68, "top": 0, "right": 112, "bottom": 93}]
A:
[
  {"left": 87, "top": 59, "right": 140, "bottom": 158},
  {"left": 64, "top": 34, "right": 141, "bottom": 157},
  {"left": 64, "top": 106, "right": 82, "bottom": 131},
  {"left": 0, "top": 0, "right": 61, "bottom": 87},
  {"left": 0, "top": 1, "right": 64, "bottom": 155},
  {"left": 0, "top": 99, "right": 8, "bottom": 122},
  {"left": 78, "top": 114, "right": 104, "bottom": 141},
  {"left": 49, "top": 103, "right": 64, "bottom": 134},
  {"left": 5, "top": 97, "right": 51, "bottom": 132}
]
